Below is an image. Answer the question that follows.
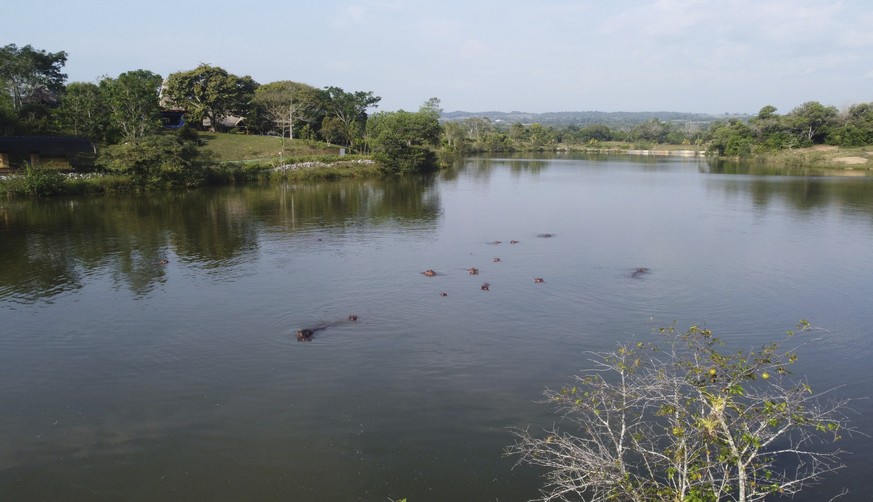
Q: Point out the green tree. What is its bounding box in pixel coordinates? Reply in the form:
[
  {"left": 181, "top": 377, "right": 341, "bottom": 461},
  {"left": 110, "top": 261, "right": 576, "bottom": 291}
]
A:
[
  {"left": 57, "top": 82, "right": 108, "bottom": 140},
  {"left": 320, "top": 116, "right": 347, "bottom": 145},
  {"left": 0, "top": 92, "right": 17, "bottom": 134},
  {"left": 526, "top": 123, "right": 556, "bottom": 149},
  {"left": 576, "top": 124, "right": 613, "bottom": 142},
  {"left": 252, "top": 80, "right": 324, "bottom": 146},
  {"left": 748, "top": 105, "right": 793, "bottom": 150},
  {"left": 163, "top": 64, "right": 259, "bottom": 131},
  {"left": 631, "top": 118, "right": 670, "bottom": 144},
  {"left": 756, "top": 105, "right": 777, "bottom": 120},
  {"left": 99, "top": 70, "right": 163, "bottom": 142},
  {"left": 441, "top": 121, "right": 468, "bottom": 152},
  {"left": 786, "top": 101, "right": 838, "bottom": 145},
  {"left": 323, "top": 86, "right": 381, "bottom": 151},
  {"left": 830, "top": 102, "right": 873, "bottom": 147},
  {"left": 366, "top": 98, "right": 442, "bottom": 174},
  {"left": 508, "top": 322, "right": 854, "bottom": 502},
  {"left": 0, "top": 43, "right": 67, "bottom": 111},
  {"left": 705, "top": 120, "right": 754, "bottom": 156},
  {"left": 462, "top": 116, "right": 493, "bottom": 143},
  {"left": 508, "top": 122, "right": 527, "bottom": 143},
  {"left": 98, "top": 131, "right": 215, "bottom": 188}
]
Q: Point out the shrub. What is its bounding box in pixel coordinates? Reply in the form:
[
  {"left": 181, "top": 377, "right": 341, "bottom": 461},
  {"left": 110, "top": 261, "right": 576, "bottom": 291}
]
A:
[
  {"left": 98, "top": 132, "right": 216, "bottom": 188},
  {"left": 508, "top": 322, "right": 856, "bottom": 502}
]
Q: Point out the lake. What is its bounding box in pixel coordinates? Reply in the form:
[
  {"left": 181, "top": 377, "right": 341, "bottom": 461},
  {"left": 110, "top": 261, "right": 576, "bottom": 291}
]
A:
[{"left": 1, "top": 154, "right": 872, "bottom": 501}]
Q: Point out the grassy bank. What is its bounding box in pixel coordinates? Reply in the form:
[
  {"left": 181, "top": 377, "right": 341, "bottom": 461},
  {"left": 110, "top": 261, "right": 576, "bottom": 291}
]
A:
[
  {"left": 750, "top": 144, "right": 873, "bottom": 169},
  {"left": 203, "top": 133, "right": 380, "bottom": 181},
  {"left": 200, "top": 133, "right": 341, "bottom": 163},
  {"left": 560, "top": 141, "right": 873, "bottom": 168},
  {"left": 4, "top": 134, "right": 871, "bottom": 198},
  {"left": 0, "top": 133, "right": 381, "bottom": 197}
]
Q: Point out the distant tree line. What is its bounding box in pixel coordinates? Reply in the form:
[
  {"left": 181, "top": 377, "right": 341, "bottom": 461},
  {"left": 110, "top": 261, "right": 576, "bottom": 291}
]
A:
[
  {"left": 441, "top": 101, "right": 873, "bottom": 155},
  {"left": 441, "top": 116, "right": 707, "bottom": 153},
  {"left": 3, "top": 42, "right": 873, "bottom": 184}
]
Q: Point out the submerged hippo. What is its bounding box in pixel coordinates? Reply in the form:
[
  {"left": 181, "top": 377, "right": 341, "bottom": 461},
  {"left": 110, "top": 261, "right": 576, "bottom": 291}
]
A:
[
  {"left": 631, "top": 267, "right": 650, "bottom": 278},
  {"left": 297, "top": 315, "right": 358, "bottom": 342}
]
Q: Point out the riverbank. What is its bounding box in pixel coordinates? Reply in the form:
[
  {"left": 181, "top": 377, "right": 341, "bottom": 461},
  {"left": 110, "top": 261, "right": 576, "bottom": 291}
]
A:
[
  {"left": 560, "top": 142, "right": 873, "bottom": 169},
  {"left": 4, "top": 135, "right": 872, "bottom": 198},
  {"left": 0, "top": 159, "right": 382, "bottom": 197}
]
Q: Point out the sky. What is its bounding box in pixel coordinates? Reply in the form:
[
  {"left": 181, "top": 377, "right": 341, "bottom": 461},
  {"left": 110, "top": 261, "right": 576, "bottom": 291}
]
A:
[{"left": 5, "top": 0, "right": 873, "bottom": 115}]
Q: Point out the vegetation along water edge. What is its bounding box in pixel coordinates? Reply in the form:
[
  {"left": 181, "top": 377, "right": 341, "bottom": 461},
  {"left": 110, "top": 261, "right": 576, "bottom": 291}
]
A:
[{"left": 2, "top": 42, "right": 873, "bottom": 197}]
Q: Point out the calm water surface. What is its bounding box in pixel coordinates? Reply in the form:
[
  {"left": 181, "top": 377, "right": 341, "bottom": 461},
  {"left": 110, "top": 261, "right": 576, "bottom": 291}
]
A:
[{"left": 2, "top": 155, "right": 872, "bottom": 501}]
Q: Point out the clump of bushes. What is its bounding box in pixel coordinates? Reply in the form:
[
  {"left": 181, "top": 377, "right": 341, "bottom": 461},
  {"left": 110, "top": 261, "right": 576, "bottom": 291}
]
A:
[
  {"left": 98, "top": 130, "right": 216, "bottom": 189},
  {"left": 0, "top": 164, "right": 65, "bottom": 197}
]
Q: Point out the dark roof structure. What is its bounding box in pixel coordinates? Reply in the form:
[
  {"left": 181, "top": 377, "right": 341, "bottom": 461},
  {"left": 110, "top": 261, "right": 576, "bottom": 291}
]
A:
[{"left": 0, "top": 136, "right": 96, "bottom": 155}]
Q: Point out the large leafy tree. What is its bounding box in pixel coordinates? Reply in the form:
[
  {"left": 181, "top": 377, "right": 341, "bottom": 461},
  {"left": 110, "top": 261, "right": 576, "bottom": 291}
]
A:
[
  {"left": 704, "top": 119, "right": 755, "bottom": 156},
  {"left": 252, "top": 80, "right": 323, "bottom": 140},
  {"left": 0, "top": 43, "right": 67, "bottom": 110},
  {"left": 0, "top": 92, "right": 17, "bottom": 134},
  {"left": 366, "top": 98, "right": 442, "bottom": 174},
  {"left": 747, "top": 105, "right": 791, "bottom": 150},
  {"left": 99, "top": 70, "right": 163, "bottom": 142},
  {"left": 323, "top": 86, "right": 381, "bottom": 150},
  {"left": 163, "top": 64, "right": 258, "bottom": 131},
  {"left": 441, "top": 121, "right": 468, "bottom": 152},
  {"left": 830, "top": 103, "right": 873, "bottom": 147},
  {"left": 57, "top": 82, "right": 108, "bottom": 140},
  {"left": 786, "top": 101, "right": 838, "bottom": 145}
]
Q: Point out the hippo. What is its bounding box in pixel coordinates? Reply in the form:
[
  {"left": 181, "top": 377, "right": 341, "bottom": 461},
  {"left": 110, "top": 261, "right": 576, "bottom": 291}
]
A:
[
  {"left": 297, "top": 315, "right": 359, "bottom": 342},
  {"left": 631, "top": 267, "right": 650, "bottom": 278},
  {"left": 296, "top": 328, "right": 317, "bottom": 341}
]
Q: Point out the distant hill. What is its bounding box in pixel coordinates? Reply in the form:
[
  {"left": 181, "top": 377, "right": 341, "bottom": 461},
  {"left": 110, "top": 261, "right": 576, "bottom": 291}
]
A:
[{"left": 441, "top": 110, "right": 749, "bottom": 129}]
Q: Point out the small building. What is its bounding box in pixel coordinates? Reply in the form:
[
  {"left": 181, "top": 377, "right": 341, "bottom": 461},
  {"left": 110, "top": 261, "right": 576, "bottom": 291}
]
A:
[
  {"left": 0, "top": 136, "right": 97, "bottom": 172},
  {"left": 161, "top": 110, "right": 186, "bottom": 129},
  {"left": 201, "top": 115, "right": 246, "bottom": 132}
]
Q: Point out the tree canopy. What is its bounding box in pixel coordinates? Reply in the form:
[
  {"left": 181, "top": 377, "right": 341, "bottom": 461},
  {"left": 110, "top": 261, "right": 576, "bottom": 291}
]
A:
[
  {"left": 56, "top": 81, "right": 107, "bottom": 140},
  {"left": 100, "top": 69, "right": 163, "bottom": 142},
  {"left": 252, "top": 80, "right": 324, "bottom": 139},
  {"left": 367, "top": 98, "right": 442, "bottom": 174},
  {"left": 323, "top": 86, "right": 381, "bottom": 150},
  {"left": 163, "top": 64, "right": 258, "bottom": 131},
  {"left": 0, "top": 43, "right": 67, "bottom": 110}
]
